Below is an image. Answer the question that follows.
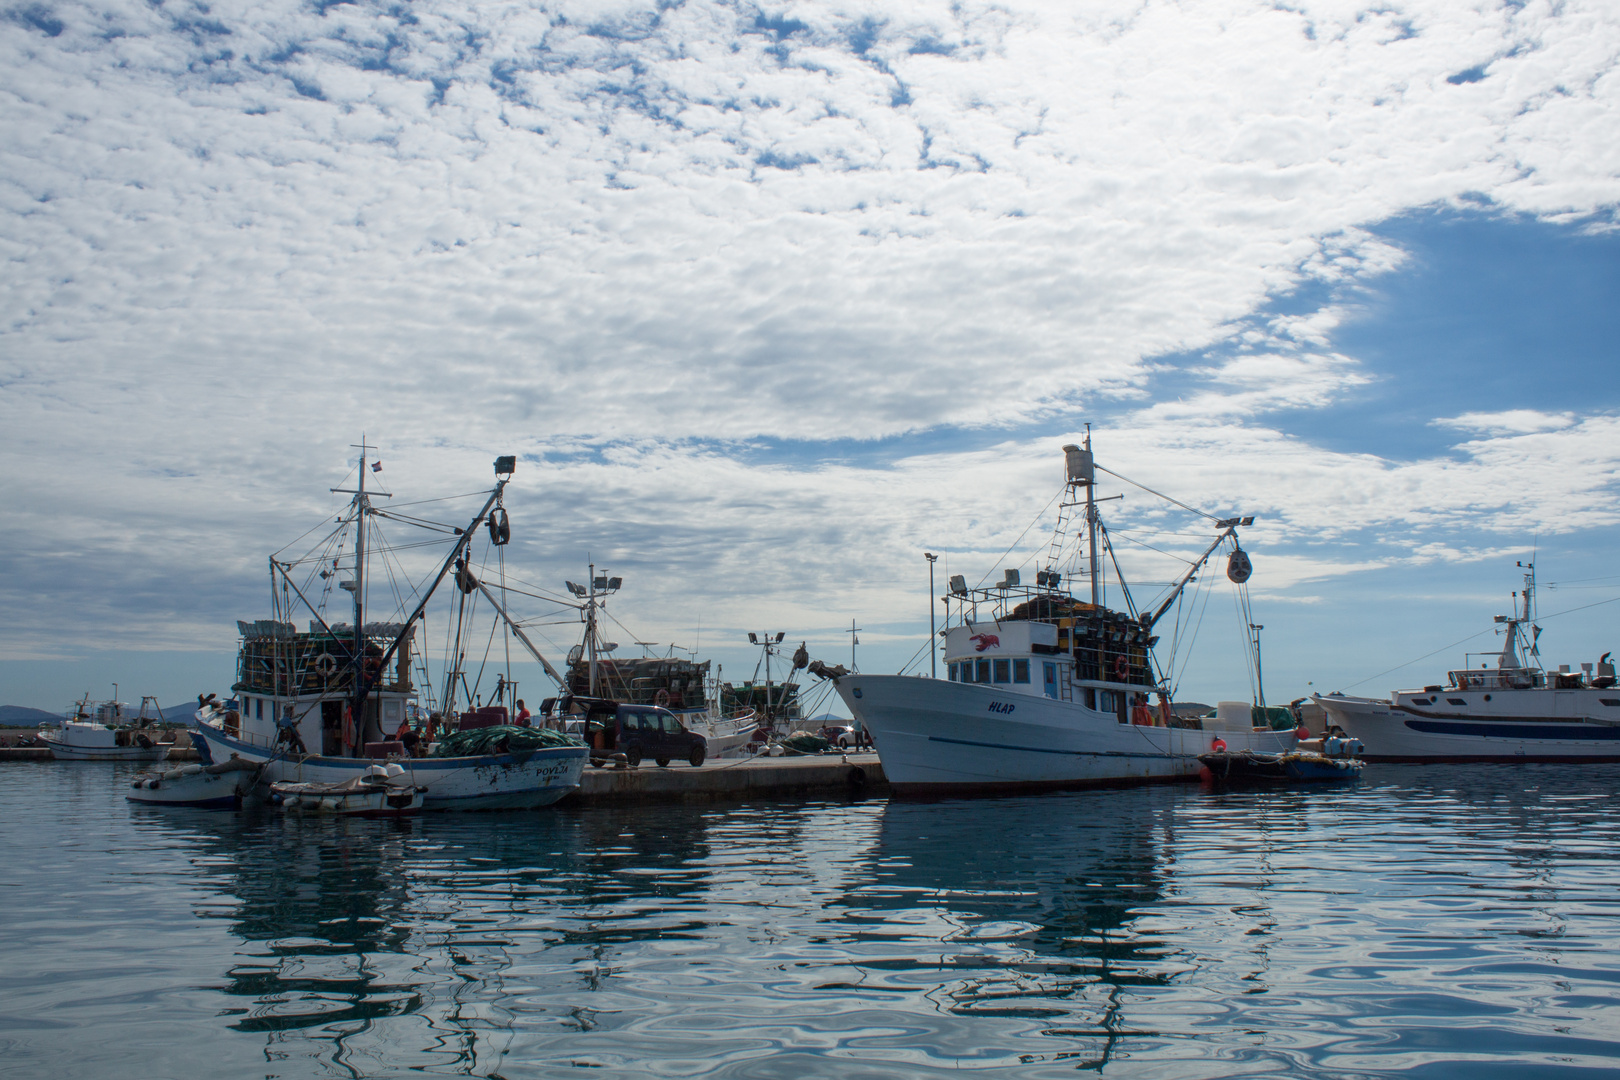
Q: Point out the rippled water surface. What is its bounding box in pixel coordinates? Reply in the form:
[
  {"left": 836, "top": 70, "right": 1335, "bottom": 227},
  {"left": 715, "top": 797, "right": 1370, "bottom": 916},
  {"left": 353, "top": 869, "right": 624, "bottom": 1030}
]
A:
[{"left": 2, "top": 761, "right": 1618, "bottom": 1078}]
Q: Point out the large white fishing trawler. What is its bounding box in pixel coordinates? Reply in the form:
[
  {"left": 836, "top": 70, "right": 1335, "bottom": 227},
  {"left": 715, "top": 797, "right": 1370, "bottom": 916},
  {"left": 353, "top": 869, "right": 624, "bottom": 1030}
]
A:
[
  {"left": 189, "top": 449, "right": 587, "bottom": 810},
  {"left": 1317, "top": 562, "right": 1620, "bottom": 762},
  {"left": 824, "top": 436, "right": 1296, "bottom": 796}
]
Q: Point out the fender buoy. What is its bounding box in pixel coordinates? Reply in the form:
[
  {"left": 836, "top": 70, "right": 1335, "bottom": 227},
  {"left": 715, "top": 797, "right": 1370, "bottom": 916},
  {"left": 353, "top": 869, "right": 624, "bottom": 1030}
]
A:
[
  {"left": 1113, "top": 656, "right": 1128, "bottom": 680},
  {"left": 1294, "top": 724, "right": 1310, "bottom": 741},
  {"left": 1211, "top": 737, "right": 1227, "bottom": 752}
]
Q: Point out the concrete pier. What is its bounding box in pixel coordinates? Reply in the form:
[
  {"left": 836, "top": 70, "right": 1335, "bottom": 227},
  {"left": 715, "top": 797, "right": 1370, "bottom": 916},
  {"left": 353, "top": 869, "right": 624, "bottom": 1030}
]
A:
[{"left": 0, "top": 738, "right": 886, "bottom": 805}]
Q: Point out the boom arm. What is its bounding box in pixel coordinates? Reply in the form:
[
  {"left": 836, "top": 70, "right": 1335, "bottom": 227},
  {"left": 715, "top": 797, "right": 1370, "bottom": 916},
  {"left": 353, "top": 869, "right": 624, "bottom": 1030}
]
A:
[{"left": 1142, "top": 525, "right": 1236, "bottom": 631}]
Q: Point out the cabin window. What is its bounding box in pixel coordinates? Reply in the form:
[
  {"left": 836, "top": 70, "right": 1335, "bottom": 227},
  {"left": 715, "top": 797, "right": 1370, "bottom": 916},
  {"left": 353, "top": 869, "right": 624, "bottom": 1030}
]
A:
[
  {"left": 948, "top": 662, "right": 958, "bottom": 682},
  {"left": 1099, "top": 690, "right": 1117, "bottom": 715},
  {"left": 993, "top": 659, "right": 1010, "bottom": 683},
  {"left": 976, "top": 659, "right": 991, "bottom": 683},
  {"left": 1447, "top": 698, "right": 1467, "bottom": 706},
  {"left": 1043, "top": 662, "right": 1057, "bottom": 699},
  {"left": 1602, "top": 699, "right": 1620, "bottom": 707},
  {"left": 254, "top": 698, "right": 263, "bottom": 720},
  {"left": 1013, "top": 659, "right": 1030, "bottom": 683}
]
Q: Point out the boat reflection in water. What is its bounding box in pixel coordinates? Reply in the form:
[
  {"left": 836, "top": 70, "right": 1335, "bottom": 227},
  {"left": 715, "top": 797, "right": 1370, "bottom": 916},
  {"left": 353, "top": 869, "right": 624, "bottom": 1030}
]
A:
[{"left": 845, "top": 793, "right": 1170, "bottom": 1072}]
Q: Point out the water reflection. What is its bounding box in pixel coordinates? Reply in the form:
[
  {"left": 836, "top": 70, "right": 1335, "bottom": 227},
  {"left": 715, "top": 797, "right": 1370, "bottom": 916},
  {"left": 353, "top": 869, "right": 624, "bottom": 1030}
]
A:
[
  {"left": 843, "top": 791, "right": 1174, "bottom": 1071},
  {"left": 10, "top": 765, "right": 1618, "bottom": 1078}
]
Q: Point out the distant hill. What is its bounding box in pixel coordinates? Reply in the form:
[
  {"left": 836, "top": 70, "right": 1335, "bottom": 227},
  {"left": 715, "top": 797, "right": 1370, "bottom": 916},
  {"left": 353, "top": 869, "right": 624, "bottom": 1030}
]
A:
[
  {"left": 0, "top": 705, "right": 58, "bottom": 726},
  {"left": 0, "top": 703, "right": 198, "bottom": 726}
]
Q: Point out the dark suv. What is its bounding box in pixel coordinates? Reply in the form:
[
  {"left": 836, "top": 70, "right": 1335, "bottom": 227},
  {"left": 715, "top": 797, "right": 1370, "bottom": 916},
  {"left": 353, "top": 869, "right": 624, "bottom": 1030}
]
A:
[
  {"left": 616, "top": 705, "right": 706, "bottom": 767},
  {"left": 546, "top": 697, "right": 708, "bottom": 767}
]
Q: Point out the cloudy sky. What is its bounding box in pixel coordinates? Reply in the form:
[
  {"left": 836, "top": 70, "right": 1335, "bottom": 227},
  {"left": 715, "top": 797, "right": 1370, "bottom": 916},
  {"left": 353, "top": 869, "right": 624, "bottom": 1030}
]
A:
[{"left": 3, "top": 0, "right": 1618, "bottom": 713}]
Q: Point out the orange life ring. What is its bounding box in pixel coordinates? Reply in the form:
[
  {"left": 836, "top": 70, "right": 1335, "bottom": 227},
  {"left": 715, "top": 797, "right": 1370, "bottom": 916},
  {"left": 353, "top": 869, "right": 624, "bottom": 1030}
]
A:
[{"left": 1113, "top": 656, "right": 1128, "bottom": 680}]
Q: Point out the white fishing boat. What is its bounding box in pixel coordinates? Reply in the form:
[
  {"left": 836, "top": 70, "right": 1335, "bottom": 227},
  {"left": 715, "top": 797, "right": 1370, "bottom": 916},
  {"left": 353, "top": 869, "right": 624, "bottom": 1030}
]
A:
[
  {"left": 1316, "top": 562, "right": 1620, "bottom": 762},
  {"left": 190, "top": 450, "right": 588, "bottom": 810},
  {"left": 41, "top": 693, "right": 172, "bottom": 762},
  {"left": 821, "top": 436, "right": 1296, "bottom": 796}
]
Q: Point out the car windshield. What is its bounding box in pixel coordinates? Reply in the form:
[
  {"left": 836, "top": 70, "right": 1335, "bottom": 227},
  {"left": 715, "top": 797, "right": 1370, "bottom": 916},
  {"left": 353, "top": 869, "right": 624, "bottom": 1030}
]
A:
[{"left": 659, "top": 713, "right": 682, "bottom": 734}]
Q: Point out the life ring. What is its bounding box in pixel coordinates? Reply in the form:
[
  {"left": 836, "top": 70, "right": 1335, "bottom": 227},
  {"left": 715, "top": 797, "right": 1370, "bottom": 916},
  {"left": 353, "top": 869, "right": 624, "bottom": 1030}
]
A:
[
  {"left": 1113, "top": 656, "right": 1128, "bottom": 680},
  {"left": 655, "top": 689, "right": 670, "bottom": 707},
  {"left": 314, "top": 653, "right": 337, "bottom": 678},
  {"left": 1211, "top": 737, "right": 1227, "bottom": 752}
]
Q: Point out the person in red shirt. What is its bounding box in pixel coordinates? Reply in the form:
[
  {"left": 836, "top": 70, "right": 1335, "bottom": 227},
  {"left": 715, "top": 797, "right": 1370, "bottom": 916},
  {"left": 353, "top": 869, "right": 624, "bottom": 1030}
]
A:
[{"left": 515, "top": 699, "right": 531, "bottom": 728}]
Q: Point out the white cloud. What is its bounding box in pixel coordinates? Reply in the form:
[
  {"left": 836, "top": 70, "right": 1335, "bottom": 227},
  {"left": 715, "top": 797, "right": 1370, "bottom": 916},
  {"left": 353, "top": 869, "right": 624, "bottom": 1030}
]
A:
[{"left": 2, "top": 0, "right": 1619, "bottom": 700}]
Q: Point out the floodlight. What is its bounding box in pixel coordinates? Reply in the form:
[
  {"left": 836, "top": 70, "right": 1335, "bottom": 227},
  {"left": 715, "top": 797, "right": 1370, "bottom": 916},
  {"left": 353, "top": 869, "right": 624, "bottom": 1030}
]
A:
[
  {"left": 949, "top": 574, "right": 967, "bottom": 596},
  {"left": 608, "top": 577, "right": 622, "bottom": 590},
  {"left": 566, "top": 581, "right": 586, "bottom": 597},
  {"left": 1239, "top": 516, "right": 1254, "bottom": 526},
  {"left": 593, "top": 576, "right": 608, "bottom": 590},
  {"left": 749, "top": 633, "right": 759, "bottom": 644},
  {"left": 775, "top": 632, "right": 785, "bottom": 643},
  {"left": 494, "top": 455, "right": 516, "bottom": 477},
  {"left": 1003, "top": 569, "right": 1020, "bottom": 587}
]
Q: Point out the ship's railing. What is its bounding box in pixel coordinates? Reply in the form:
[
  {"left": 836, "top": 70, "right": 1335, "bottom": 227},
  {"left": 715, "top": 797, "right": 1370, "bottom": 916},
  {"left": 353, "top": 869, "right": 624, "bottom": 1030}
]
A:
[{"left": 1449, "top": 667, "right": 1543, "bottom": 690}]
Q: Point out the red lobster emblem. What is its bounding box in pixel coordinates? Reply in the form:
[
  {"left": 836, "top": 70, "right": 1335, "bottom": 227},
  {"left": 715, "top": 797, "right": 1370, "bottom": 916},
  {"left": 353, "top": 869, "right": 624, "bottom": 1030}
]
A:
[{"left": 969, "top": 633, "right": 1000, "bottom": 652}]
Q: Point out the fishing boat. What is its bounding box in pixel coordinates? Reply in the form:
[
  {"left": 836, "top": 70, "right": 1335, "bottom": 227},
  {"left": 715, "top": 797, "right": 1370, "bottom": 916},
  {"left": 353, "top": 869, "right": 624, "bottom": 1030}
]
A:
[
  {"left": 1316, "top": 562, "right": 1620, "bottom": 762},
  {"left": 41, "top": 693, "right": 172, "bottom": 761},
  {"left": 821, "top": 435, "right": 1297, "bottom": 796},
  {"left": 190, "top": 450, "right": 588, "bottom": 810},
  {"left": 540, "top": 567, "right": 759, "bottom": 756}
]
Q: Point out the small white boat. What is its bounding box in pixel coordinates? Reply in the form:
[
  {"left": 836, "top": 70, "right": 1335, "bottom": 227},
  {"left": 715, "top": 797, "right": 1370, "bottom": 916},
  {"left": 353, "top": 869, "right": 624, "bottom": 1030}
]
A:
[
  {"left": 127, "top": 756, "right": 262, "bottom": 809},
  {"left": 1318, "top": 562, "right": 1620, "bottom": 762},
  {"left": 272, "top": 765, "right": 426, "bottom": 816},
  {"left": 42, "top": 694, "right": 172, "bottom": 762}
]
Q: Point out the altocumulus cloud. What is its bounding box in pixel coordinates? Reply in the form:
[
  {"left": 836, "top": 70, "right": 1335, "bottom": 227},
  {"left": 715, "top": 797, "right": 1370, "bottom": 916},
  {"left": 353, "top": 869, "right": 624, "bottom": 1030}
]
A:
[{"left": 1, "top": 0, "right": 1618, "bottom": 670}]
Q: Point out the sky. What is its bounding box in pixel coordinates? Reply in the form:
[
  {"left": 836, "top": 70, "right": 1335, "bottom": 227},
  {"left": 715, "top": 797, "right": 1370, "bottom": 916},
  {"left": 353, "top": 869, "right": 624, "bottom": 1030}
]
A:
[{"left": 3, "top": 0, "right": 1619, "bottom": 715}]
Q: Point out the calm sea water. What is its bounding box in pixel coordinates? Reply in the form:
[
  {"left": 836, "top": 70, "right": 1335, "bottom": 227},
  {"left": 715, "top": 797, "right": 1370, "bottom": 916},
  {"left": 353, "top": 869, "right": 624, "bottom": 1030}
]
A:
[{"left": 2, "top": 761, "right": 1617, "bottom": 1078}]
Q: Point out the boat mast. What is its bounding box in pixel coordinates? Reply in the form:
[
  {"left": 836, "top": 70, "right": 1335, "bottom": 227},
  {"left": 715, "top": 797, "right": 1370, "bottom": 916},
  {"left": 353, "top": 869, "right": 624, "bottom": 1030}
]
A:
[
  {"left": 587, "top": 561, "right": 598, "bottom": 696},
  {"left": 352, "top": 440, "right": 369, "bottom": 730},
  {"left": 1084, "top": 428, "right": 1099, "bottom": 607}
]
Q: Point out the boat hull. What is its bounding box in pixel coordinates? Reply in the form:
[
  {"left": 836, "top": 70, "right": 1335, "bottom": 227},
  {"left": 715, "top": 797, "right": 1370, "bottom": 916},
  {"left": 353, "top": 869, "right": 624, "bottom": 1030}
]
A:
[
  {"left": 42, "top": 726, "right": 171, "bottom": 762},
  {"left": 191, "top": 723, "right": 587, "bottom": 810},
  {"left": 837, "top": 675, "right": 1296, "bottom": 796},
  {"left": 1317, "top": 693, "right": 1620, "bottom": 763}
]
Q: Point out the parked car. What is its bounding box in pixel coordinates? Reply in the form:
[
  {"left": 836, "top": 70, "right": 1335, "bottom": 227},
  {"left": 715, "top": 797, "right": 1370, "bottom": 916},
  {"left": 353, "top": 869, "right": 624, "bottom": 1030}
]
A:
[
  {"left": 617, "top": 705, "right": 706, "bottom": 767},
  {"left": 820, "top": 724, "right": 861, "bottom": 749},
  {"left": 548, "top": 696, "right": 708, "bottom": 767}
]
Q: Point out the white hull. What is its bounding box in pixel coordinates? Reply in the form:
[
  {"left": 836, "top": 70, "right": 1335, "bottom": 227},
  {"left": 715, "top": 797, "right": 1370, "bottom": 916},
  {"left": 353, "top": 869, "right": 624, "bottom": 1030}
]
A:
[
  {"left": 1318, "top": 692, "right": 1620, "bottom": 762},
  {"left": 127, "top": 761, "right": 258, "bottom": 808},
  {"left": 192, "top": 723, "right": 586, "bottom": 810},
  {"left": 839, "top": 675, "right": 1295, "bottom": 795},
  {"left": 42, "top": 724, "right": 171, "bottom": 762}
]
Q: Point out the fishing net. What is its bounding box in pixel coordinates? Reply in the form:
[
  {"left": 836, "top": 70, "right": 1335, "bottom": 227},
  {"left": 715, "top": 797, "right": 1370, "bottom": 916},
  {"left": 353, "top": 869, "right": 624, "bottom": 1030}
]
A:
[
  {"left": 431, "top": 725, "right": 585, "bottom": 758},
  {"left": 781, "top": 731, "right": 831, "bottom": 755}
]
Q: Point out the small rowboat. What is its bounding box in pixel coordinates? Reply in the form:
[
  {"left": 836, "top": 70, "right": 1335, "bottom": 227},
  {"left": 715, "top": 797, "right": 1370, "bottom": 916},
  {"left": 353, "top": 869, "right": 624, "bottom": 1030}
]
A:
[
  {"left": 271, "top": 765, "right": 426, "bottom": 816},
  {"left": 127, "top": 755, "right": 263, "bottom": 809},
  {"left": 1199, "top": 749, "right": 1363, "bottom": 784}
]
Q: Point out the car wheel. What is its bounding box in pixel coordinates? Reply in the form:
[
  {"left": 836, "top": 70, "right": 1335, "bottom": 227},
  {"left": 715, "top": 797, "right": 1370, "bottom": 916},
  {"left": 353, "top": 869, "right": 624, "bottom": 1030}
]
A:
[
  {"left": 625, "top": 744, "right": 642, "bottom": 767},
  {"left": 655, "top": 756, "right": 671, "bottom": 767},
  {"left": 838, "top": 735, "right": 850, "bottom": 749},
  {"left": 689, "top": 744, "right": 706, "bottom": 767}
]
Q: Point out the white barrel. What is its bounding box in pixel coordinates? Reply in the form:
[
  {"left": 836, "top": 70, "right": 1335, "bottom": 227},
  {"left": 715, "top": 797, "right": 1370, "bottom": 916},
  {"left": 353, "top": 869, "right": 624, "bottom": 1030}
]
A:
[{"left": 1211, "top": 701, "right": 1254, "bottom": 731}]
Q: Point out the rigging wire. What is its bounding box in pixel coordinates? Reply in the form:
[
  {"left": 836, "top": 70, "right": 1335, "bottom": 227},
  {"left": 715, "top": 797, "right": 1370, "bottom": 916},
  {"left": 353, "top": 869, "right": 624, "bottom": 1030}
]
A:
[{"left": 1094, "top": 464, "right": 1223, "bottom": 523}]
